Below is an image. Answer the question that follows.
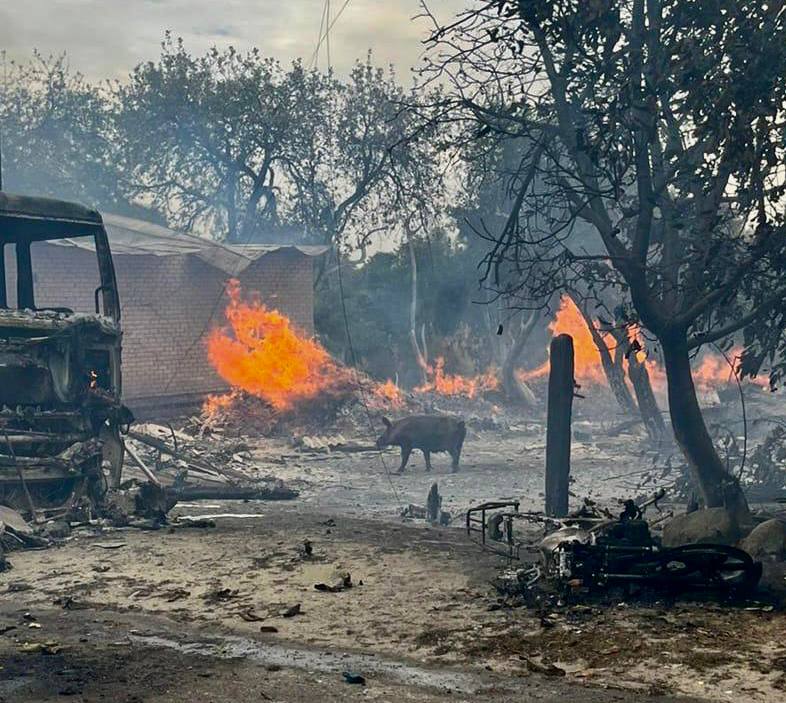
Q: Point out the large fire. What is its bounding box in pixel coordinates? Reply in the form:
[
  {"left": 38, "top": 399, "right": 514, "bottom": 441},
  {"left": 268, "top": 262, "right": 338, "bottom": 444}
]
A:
[
  {"left": 204, "top": 281, "right": 503, "bottom": 420},
  {"left": 415, "top": 356, "right": 500, "bottom": 398},
  {"left": 517, "top": 296, "right": 609, "bottom": 385},
  {"left": 206, "top": 280, "right": 352, "bottom": 412},
  {"left": 516, "top": 295, "right": 765, "bottom": 394}
]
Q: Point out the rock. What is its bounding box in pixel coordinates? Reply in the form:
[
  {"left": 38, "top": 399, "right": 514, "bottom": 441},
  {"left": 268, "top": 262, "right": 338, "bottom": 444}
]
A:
[
  {"left": 662, "top": 507, "right": 745, "bottom": 547},
  {"left": 0, "top": 506, "right": 33, "bottom": 535},
  {"left": 741, "top": 519, "right": 786, "bottom": 561},
  {"left": 759, "top": 561, "right": 786, "bottom": 600},
  {"left": 342, "top": 672, "right": 366, "bottom": 685},
  {"left": 39, "top": 520, "right": 71, "bottom": 540}
]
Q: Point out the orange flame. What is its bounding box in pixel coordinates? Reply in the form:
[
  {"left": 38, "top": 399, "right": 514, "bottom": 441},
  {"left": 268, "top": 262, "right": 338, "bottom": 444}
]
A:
[
  {"left": 692, "top": 348, "right": 768, "bottom": 390},
  {"left": 206, "top": 280, "right": 350, "bottom": 412},
  {"left": 373, "top": 379, "right": 405, "bottom": 408},
  {"left": 517, "top": 296, "right": 610, "bottom": 385},
  {"left": 415, "top": 356, "right": 499, "bottom": 398},
  {"left": 516, "top": 295, "right": 768, "bottom": 394}
]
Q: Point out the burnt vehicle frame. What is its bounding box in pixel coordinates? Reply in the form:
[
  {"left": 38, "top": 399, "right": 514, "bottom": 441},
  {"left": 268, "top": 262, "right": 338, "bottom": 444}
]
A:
[
  {"left": 0, "top": 192, "right": 129, "bottom": 520},
  {"left": 467, "top": 492, "right": 762, "bottom": 596}
]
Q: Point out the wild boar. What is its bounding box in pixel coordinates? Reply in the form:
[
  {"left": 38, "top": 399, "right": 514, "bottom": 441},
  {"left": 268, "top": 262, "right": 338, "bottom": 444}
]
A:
[{"left": 376, "top": 415, "right": 466, "bottom": 473}]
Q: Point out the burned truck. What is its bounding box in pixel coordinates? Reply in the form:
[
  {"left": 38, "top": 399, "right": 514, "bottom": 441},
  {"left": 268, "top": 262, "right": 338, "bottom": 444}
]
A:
[{"left": 0, "top": 192, "right": 130, "bottom": 520}]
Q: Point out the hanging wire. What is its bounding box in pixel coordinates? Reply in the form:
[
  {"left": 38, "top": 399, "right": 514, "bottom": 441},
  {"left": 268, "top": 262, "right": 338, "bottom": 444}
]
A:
[{"left": 335, "top": 242, "right": 403, "bottom": 507}]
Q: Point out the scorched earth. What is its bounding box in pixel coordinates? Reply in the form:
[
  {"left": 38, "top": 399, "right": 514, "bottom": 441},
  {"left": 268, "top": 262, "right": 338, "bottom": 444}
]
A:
[{"left": 2, "top": 415, "right": 785, "bottom": 703}]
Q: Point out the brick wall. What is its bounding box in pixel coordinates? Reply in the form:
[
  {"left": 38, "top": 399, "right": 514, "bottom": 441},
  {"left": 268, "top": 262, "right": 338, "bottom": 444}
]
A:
[{"left": 3, "top": 243, "right": 317, "bottom": 413}]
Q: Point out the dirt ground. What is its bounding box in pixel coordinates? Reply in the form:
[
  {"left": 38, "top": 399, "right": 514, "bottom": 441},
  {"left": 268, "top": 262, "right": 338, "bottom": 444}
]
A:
[{"left": 1, "top": 427, "right": 785, "bottom": 702}]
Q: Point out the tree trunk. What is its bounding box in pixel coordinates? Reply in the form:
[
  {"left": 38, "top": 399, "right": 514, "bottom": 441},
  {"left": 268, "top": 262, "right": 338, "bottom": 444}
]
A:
[
  {"left": 501, "top": 311, "right": 538, "bottom": 407},
  {"left": 408, "top": 236, "right": 429, "bottom": 384},
  {"left": 661, "top": 334, "right": 749, "bottom": 518},
  {"left": 604, "top": 326, "right": 666, "bottom": 443},
  {"left": 626, "top": 347, "right": 667, "bottom": 443}
]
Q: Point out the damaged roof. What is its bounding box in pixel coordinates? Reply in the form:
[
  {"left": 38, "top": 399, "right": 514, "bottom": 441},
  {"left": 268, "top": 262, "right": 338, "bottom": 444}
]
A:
[{"left": 50, "top": 213, "right": 328, "bottom": 274}]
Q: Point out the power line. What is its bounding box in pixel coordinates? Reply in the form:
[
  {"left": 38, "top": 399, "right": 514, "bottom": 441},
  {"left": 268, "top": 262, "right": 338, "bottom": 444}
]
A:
[
  {"left": 309, "top": 0, "right": 352, "bottom": 70},
  {"left": 313, "top": 0, "right": 329, "bottom": 69},
  {"left": 335, "top": 244, "right": 402, "bottom": 508},
  {"left": 326, "top": 0, "right": 332, "bottom": 70}
]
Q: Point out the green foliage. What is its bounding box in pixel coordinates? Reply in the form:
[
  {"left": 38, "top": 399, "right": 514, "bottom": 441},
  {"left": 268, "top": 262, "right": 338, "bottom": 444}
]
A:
[
  {"left": 0, "top": 51, "right": 136, "bottom": 214},
  {"left": 115, "top": 36, "right": 441, "bottom": 247},
  {"left": 315, "top": 230, "right": 485, "bottom": 385}
]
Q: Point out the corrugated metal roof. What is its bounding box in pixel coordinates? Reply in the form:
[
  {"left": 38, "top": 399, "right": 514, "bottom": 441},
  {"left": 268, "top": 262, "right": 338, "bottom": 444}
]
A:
[{"left": 50, "top": 213, "right": 328, "bottom": 274}]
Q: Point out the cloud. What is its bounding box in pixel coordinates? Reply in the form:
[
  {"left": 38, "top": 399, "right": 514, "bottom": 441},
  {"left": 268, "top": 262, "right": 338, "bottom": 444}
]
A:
[{"left": 0, "top": 0, "right": 467, "bottom": 81}]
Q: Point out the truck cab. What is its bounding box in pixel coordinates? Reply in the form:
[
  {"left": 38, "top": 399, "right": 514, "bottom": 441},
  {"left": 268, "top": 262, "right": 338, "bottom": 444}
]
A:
[{"left": 0, "top": 192, "right": 128, "bottom": 518}]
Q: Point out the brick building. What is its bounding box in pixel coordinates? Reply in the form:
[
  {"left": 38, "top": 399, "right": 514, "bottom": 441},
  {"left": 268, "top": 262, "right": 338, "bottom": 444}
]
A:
[{"left": 3, "top": 214, "right": 326, "bottom": 417}]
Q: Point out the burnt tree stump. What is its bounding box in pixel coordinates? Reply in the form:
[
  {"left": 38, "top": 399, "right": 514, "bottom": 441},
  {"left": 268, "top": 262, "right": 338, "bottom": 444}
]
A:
[{"left": 545, "top": 334, "right": 575, "bottom": 517}]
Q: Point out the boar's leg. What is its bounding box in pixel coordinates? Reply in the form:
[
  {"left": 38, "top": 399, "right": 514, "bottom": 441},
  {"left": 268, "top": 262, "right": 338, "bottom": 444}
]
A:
[
  {"left": 423, "top": 450, "right": 433, "bottom": 472},
  {"left": 449, "top": 445, "right": 462, "bottom": 472},
  {"left": 397, "top": 444, "right": 412, "bottom": 473}
]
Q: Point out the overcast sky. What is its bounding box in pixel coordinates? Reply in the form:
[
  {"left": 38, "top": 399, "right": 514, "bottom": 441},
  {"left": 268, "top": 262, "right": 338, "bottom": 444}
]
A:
[{"left": 0, "top": 0, "right": 466, "bottom": 81}]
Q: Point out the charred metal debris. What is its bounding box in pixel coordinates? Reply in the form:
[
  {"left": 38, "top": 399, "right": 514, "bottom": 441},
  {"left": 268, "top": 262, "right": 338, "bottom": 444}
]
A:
[
  {"left": 0, "top": 193, "right": 130, "bottom": 525},
  {"left": 467, "top": 489, "right": 763, "bottom": 602},
  {"left": 0, "top": 193, "right": 298, "bottom": 565}
]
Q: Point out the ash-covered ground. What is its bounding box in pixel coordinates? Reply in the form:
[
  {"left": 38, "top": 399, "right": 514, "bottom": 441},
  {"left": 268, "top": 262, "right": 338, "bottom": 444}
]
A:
[{"left": 2, "top": 390, "right": 786, "bottom": 702}]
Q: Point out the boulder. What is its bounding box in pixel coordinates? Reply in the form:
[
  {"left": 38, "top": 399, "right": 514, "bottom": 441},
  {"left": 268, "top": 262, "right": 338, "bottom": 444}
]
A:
[
  {"left": 741, "top": 519, "right": 786, "bottom": 562},
  {"left": 662, "top": 507, "right": 745, "bottom": 547}
]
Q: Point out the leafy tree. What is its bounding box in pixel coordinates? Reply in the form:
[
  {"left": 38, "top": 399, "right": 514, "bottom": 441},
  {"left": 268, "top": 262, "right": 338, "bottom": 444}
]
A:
[
  {"left": 422, "top": 0, "right": 786, "bottom": 515},
  {"left": 116, "top": 37, "right": 441, "bottom": 250},
  {"left": 316, "top": 230, "right": 483, "bottom": 386},
  {"left": 287, "top": 59, "right": 444, "bottom": 255},
  {"left": 116, "top": 35, "right": 325, "bottom": 242},
  {"left": 0, "top": 52, "right": 133, "bottom": 213}
]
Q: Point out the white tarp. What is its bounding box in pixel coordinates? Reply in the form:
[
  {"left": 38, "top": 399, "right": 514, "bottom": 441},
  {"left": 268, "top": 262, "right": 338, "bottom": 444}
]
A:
[{"left": 50, "top": 213, "right": 328, "bottom": 274}]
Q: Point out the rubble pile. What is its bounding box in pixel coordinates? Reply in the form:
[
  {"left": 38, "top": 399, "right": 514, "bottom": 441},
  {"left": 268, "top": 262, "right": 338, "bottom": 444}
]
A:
[
  {"left": 194, "top": 380, "right": 529, "bottom": 442},
  {"left": 122, "top": 422, "right": 296, "bottom": 499}
]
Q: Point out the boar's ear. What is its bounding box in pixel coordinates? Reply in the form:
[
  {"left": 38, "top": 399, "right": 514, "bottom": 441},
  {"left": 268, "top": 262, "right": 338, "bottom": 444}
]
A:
[{"left": 381, "top": 416, "right": 392, "bottom": 428}]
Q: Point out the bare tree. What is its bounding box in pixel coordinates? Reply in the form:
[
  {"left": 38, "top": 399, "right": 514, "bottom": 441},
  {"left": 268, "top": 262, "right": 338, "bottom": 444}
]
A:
[{"left": 421, "top": 0, "right": 786, "bottom": 516}]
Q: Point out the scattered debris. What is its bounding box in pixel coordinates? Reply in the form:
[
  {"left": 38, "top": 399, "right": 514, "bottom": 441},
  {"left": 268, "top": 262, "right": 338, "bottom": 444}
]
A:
[
  {"left": 281, "top": 604, "right": 302, "bottom": 618},
  {"left": 401, "top": 504, "right": 427, "bottom": 520},
  {"left": 166, "top": 483, "right": 297, "bottom": 502},
  {"left": 238, "top": 609, "right": 265, "bottom": 622},
  {"left": 520, "top": 656, "right": 566, "bottom": 677},
  {"left": 172, "top": 517, "right": 216, "bottom": 529},
  {"left": 103, "top": 482, "right": 175, "bottom": 526},
  {"left": 342, "top": 672, "right": 366, "bottom": 685},
  {"left": 400, "top": 485, "right": 451, "bottom": 526},
  {"left": 19, "top": 640, "right": 61, "bottom": 655},
  {"left": 202, "top": 587, "right": 239, "bottom": 604},
  {"left": 314, "top": 573, "right": 352, "bottom": 593}
]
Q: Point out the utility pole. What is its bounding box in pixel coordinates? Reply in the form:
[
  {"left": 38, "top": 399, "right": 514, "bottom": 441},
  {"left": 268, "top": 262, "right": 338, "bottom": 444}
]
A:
[{"left": 545, "top": 334, "right": 575, "bottom": 517}]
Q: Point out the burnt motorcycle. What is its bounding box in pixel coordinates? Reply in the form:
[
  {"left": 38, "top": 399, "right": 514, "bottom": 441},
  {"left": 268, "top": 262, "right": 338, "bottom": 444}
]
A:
[{"left": 467, "top": 490, "right": 762, "bottom": 596}]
